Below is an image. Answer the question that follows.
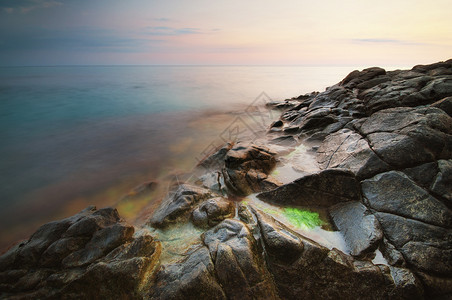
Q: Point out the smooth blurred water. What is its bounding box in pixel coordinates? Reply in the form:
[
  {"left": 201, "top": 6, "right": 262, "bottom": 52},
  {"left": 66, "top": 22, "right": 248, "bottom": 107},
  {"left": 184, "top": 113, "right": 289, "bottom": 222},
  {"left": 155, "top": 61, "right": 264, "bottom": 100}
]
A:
[{"left": 0, "top": 65, "right": 367, "bottom": 249}]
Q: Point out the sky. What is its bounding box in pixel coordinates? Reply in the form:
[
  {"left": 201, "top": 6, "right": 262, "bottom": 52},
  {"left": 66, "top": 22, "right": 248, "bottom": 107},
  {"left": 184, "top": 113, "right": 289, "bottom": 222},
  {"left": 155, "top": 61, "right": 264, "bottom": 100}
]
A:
[{"left": 0, "top": 0, "right": 451, "bottom": 66}]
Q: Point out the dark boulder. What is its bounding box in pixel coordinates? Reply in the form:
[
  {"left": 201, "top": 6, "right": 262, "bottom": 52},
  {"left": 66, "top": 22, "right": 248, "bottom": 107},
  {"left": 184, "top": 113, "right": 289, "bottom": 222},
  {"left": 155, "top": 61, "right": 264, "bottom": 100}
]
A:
[
  {"left": 202, "top": 219, "right": 279, "bottom": 300},
  {"left": 0, "top": 206, "right": 160, "bottom": 299},
  {"left": 317, "top": 129, "right": 391, "bottom": 179},
  {"left": 222, "top": 143, "right": 281, "bottom": 196},
  {"left": 150, "top": 246, "right": 226, "bottom": 300},
  {"left": 362, "top": 171, "right": 452, "bottom": 228},
  {"left": 257, "top": 168, "right": 361, "bottom": 208},
  {"left": 192, "top": 197, "right": 235, "bottom": 229},
  {"left": 149, "top": 184, "right": 213, "bottom": 228},
  {"left": 374, "top": 212, "right": 452, "bottom": 277},
  {"left": 359, "top": 107, "right": 452, "bottom": 168}
]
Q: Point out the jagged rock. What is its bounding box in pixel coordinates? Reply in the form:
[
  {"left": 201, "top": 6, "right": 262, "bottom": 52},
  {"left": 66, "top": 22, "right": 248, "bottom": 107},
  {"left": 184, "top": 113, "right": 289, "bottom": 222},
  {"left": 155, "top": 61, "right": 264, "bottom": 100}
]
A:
[
  {"left": 149, "top": 184, "right": 213, "bottom": 228},
  {"left": 150, "top": 246, "right": 226, "bottom": 300},
  {"left": 192, "top": 197, "right": 235, "bottom": 229},
  {"left": 257, "top": 168, "right": 361, "bottom": 208},
  {"left": 431, "top": 159, "right": 452, "bottom": 202},
  {"left": 62, "top": 223, "right": 135, "bottom": 268},
  {"left": 270, "top": 120, "right": 283, "bottom": 128},
  {"left": 359, "top": 107, "right": 452, "bottom": 168},
  {"left": 269, "top": 135, "right": 297, "bottom": 146},
  {"left": 388, "top": 266, "right": 424, "bottom": 299},
  {"left": 0, "top": 207, "right": 160, "bottom": 299},
  {"left": 317, "top": 129, "right": 391, "bottom": 179},
  {"left": 330, "top": 201, "right": 383, "bottom": 257},
  {"left": 251, "top": 209, "right": 421, "bottom": 299},
  {"left": 222, "top": 143, "right": 281, "bottom": 196},
  {"left": 224, "top": 143, "right": 276, "bottom": 173},
  {"left": 362, "top": 171, "right": 452, "bottom": 227},
  {"left": 380, "top": 238, "right": 406, "bottom": 267},
  {"left": 340, "top": 67, "right": 387, "bottom": 89},
  {"left": 202, "top": 219, "right": 279, "bottom": 300},
  {"left": 416, "top": 272, "right": 452, "bottom": 298},
  {"left": 196, "top": 143, "right": 234, "bottom": 171},
  {"left": 403, "top": 159, "right": 452, "bottom": 202},
  {"left": 431, "top": 96, "right": 452, "bottom": 116},
  {"left": 266, "top": 100, "right": 300, "bottom": 110},
  {"left": 374, "top": 212, "right": 452, "bottom": 276}
]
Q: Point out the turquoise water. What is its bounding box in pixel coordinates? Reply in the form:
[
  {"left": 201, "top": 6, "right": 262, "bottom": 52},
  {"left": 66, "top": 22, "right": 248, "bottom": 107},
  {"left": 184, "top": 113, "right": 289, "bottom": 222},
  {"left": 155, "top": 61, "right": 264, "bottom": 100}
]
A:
[{"left": 0, "top": 65, "right": 372, "bottom": 249}]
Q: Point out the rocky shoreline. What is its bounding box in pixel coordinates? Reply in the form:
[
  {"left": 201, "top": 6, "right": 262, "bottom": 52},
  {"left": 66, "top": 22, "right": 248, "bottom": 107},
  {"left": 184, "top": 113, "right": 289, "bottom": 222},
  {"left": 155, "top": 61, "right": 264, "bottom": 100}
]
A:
[{"left": 1, "top": 59, "right": 451, "bottom": 299}]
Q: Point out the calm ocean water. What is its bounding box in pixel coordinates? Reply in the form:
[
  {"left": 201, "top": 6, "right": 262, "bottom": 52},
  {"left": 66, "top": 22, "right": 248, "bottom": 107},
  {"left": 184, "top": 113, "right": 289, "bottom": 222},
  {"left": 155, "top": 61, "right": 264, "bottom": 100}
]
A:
[{"left": 0, "top": 65, "right": 395, "bottom": 249}]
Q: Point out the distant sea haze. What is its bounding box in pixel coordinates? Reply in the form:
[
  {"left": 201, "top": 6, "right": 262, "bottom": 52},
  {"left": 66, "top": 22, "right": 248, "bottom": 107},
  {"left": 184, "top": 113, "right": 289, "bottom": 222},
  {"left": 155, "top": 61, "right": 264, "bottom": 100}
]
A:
[{"left": 0, "top": 65, "right": 402, "bottom": 250}]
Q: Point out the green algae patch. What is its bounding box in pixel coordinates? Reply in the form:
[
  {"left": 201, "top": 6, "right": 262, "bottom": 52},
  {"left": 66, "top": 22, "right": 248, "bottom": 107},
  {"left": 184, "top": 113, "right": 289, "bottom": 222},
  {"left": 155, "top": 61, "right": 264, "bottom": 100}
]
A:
[{"left": 283, "top": 208, "right": 323, "bottom": 229}]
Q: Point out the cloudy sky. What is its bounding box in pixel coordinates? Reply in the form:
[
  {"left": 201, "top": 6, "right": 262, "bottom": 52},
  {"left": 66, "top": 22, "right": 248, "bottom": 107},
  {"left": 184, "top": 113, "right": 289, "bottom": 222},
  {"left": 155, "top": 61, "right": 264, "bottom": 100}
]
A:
[{"left": 0, "top": 0, "right": 451, "bottom": 66}]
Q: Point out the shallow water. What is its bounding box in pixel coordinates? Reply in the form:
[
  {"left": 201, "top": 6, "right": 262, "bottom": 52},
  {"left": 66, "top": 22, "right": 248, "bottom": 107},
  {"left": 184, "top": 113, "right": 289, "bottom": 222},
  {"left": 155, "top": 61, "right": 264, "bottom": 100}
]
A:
[
  {"left": 271, "top": 142, "right": 321, "bottom": 183},
  {"left": 245, "top": 194, "right": 349, "bottom": 254}
]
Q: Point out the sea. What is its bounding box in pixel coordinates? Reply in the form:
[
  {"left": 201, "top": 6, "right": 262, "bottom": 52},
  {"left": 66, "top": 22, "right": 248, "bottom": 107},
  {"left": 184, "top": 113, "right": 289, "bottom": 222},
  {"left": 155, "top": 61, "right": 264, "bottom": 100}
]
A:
[{"left": 0, "top": 65, "right": 405, "bottom": 250}]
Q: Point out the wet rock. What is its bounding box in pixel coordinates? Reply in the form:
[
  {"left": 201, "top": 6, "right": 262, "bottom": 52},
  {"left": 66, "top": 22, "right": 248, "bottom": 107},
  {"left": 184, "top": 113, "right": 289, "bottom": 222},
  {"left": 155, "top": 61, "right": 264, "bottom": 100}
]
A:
[
  {"left": 194, "top": 168, "right": 227, "bottom": 196},
  {"left": 251, "top": 208, "right": 304, "bottom": 264},
  {"left": 196, "top": 143, "right": 234, "bottom": 171},
  {"left": 150, "top": 246, "right": 226, "bottom": 300},
  {"left": 40, "top": 237, "right": 90, "bottom": 267},
  {"left": 360, "top": 107, "right": 452, "bottom": 168},
  {"left": 202, "top": 219, "right": 279, "bottom": 300},
  {"left": 380, "top": 238, "right": 406, "bottom": 267},
  {"left": 431, "top": 96, "right": 452, "bottom": 116},
  {"left": 330, "top": 201, "right": 383, "bottom": 257},
  {"left": 0, "top": 207, "right": 160, "bottom": 299},
  {"left": 374, "top": 212, "right": 452, "bottom": 276},
  {"left": 362, "top": 171, "right": 452, "bottom": 227},
  {"left": 403, "top": 162, "right": 439, "bottom": 190},
  {"left": 266, "top": 100, "right": 300, "bottom": 110},
  {"left": 120, "top": 181, "right": 158, "bottom": 204},
  {"left": 388, "top": 266, "right": 424, "bottom": 299},
  {"left": 62, "top": 223, "right": 135, "bottom": 268},
  {"left": 252, "top": 209, "right": 416, "bottom": 299},
  {"left": 270, "top": 120, "right": 283, "bottom": 128},
  {"left": 317, "top": 129, "right": 391, "bottom": 179},
  {"left": 192, "top": 197, "right": 235, "bottom": 229},
  {"left": 224, "top": 143, "right": 276, "bottom": 173},
  {"left": 431, "top": 159, "right": 452, "bottom": 202},
  {"left": 416, "top": 272, "right": 452, "bottom": 298},
  {"left": 257, "top": 168, "right": 361, "bottom": 208},
  {"left": 403, "top": 160, "right": 452, "bottom": 203},
  {"left": 340, "top": 67, "right": 386, "bottom": 89},
  {"left": 269, "top": 135, "right": 297, "bottom": 146},
  {"left": 222, "top": 143, "right": 280, "bottom": 196},
  {"left": 6, "top": 206, "right": 97, "bottom": 268},
  {"left": 149, "top": 184, "right": 213, "bottom": 228}
]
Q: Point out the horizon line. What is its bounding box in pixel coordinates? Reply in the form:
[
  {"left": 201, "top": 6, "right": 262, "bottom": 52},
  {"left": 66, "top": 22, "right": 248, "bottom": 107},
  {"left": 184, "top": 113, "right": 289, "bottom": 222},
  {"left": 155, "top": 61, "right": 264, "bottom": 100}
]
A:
[{"left": 0, "top": 63, "right": 414, "bottom": 69}]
